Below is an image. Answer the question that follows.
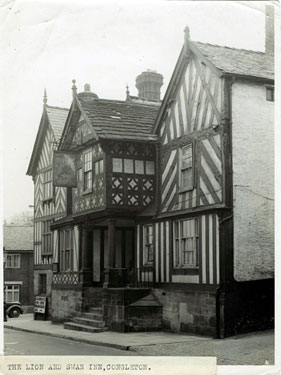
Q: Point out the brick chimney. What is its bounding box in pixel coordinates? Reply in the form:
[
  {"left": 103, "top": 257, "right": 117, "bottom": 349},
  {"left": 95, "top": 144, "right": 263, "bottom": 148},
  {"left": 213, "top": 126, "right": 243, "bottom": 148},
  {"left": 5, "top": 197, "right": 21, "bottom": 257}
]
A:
[
  {"left": 265, "top": 5, "right": 274, "bottom": 54},
  {"left": 136, "top": 70, "right": 163, "bottom": 102}
]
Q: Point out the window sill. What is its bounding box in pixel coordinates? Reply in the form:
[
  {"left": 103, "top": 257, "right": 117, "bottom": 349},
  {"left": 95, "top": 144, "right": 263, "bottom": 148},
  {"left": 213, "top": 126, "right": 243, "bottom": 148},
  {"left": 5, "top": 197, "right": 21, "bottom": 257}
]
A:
[
  {"left": 174, "top": 265, "right": 199, "bottom": 269},
  {"left": 42, "top": 252, "right": 52, "bottom": 256}
]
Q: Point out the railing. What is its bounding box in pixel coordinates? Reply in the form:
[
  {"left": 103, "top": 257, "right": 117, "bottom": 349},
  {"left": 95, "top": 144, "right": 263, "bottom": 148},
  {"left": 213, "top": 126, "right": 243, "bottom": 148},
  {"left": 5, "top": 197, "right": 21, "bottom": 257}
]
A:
[{"left": 52, "top": 272, "right": 79, "bottom": 285}]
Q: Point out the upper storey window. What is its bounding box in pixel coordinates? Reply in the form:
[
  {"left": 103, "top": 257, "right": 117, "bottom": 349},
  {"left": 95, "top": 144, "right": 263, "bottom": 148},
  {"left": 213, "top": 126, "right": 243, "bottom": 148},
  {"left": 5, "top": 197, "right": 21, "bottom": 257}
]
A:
[
  {"left": 43, "top": 169, "right": 53, "bottom": 200},
  {"left": 83, "top": 150, "right": 92, "bottom": 192},
  {"left": 112, "top": 158, "right": 154, "bottom": 175},
  {"left": 179, "top": 143, "right": 193, "bottom": 191}
]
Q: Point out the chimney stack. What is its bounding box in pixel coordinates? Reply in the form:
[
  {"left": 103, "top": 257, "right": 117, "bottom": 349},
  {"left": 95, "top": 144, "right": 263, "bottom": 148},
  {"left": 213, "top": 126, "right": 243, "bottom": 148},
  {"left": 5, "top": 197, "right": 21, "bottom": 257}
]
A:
[
  {"left": 136, "top": 70, "right": 163, "bottom": 102},
  {"left": 265, "top": 5, "right": 274, "bottom": 54}
]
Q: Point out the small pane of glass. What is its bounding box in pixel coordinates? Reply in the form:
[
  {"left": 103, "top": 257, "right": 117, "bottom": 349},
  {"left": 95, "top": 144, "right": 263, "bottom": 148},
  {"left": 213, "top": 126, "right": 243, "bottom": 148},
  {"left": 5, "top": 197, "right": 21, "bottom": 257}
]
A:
[
  {"left": 112, "top": 158, "right": 123, "bottom": 173},
  {"left": 182, "top": 145, "right": 192, "bottom": 169},
  {"left": 135, "top": 160, "right": 144, "bottom": 174},
  {"left": 124, "top": 159, "right": 134, "bottom": 173},
  {"left": 146, "top": 161, "right": 155, "bottom": 175}
]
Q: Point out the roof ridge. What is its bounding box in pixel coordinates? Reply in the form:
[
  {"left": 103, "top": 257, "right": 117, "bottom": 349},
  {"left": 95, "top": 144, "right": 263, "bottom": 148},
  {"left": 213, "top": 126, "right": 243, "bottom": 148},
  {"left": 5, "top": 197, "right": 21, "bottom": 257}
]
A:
[
  {"left": 4, "top": 225, "right": 33, "bottom": 227},
  {"left": 193, "top": 40, "right": 267, "bottom": 55},
  {"left": 80, "top": 97, "right": 160, "bottom": 109}
]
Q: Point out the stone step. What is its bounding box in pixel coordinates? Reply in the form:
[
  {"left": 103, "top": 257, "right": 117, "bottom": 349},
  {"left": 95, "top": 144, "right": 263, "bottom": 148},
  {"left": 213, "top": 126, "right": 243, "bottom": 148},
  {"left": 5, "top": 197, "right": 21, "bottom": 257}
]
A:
[
  {"left": 64, "top": 322, "right": 107, "bottom": 333},
  {"left": 88, "top": 307, "right": 103, "bottom": 314},
  {"left": 72, "top": 317, "right": 105, "bottom": 328},
  {"left": 81, "top": 312, "right": 104, "bottom": 321}
]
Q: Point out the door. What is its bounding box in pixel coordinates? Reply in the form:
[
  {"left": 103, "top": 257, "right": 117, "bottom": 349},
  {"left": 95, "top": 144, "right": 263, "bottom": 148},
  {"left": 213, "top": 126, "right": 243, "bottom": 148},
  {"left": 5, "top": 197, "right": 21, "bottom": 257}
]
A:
[{"left": 92, "top": 227, "right": 134, "bottom": 285}]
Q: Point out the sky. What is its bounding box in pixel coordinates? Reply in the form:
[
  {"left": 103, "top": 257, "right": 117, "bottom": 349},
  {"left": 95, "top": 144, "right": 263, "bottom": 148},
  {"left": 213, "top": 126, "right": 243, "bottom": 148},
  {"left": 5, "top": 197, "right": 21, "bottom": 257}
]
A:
[{"left": 0, "top": 0, "right": 273, "bottom": 221}]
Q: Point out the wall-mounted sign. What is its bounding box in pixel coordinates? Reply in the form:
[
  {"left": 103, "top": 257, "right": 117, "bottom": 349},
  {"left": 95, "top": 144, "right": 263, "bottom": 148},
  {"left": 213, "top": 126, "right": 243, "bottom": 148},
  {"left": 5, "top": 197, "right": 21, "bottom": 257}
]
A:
[
  {"left": 53, "top": 151, "right": 77, "bottom": 187},
  {"left": 34, "top": 296, "right": 47, "bottom": 314}
]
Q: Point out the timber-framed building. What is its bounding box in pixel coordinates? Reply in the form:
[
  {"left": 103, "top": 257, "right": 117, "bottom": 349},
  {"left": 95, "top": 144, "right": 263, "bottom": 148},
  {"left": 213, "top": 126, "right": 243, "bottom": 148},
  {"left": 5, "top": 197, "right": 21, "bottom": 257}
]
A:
[{"left": 27, "top": 13, "right": 274, "bottom": 337}]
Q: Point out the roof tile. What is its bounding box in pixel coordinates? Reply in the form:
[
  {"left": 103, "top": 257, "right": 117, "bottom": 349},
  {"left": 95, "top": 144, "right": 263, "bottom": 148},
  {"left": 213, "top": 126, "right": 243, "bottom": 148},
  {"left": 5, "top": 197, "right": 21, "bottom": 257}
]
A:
[
  {"left": 46, "top": 105, "right": 69, "bottom": 141},
  {"left": 3, "top": 226, "right": 33, "bottom": 251},
  {"left": 193, "top": 42, "right": 274, "bottom": 80},
  {"left": 79, "top": 98, "right": 159, "bottom": 141}
]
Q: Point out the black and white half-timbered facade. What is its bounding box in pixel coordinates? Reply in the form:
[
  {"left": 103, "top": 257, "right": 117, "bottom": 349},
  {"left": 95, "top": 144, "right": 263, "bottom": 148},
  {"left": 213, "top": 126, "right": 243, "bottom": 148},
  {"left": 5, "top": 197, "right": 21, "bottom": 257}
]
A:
[
  {"left": 28, "top": 17, "right": 274, "bottom": 337},
  {"left": 27, "top": 95, "right": 68, "bottom": 317}
]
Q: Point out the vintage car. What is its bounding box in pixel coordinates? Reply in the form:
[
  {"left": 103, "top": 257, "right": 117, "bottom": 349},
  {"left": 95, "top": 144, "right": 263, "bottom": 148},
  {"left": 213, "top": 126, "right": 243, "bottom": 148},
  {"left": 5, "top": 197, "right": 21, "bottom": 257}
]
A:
[{"left": 5, "top": 302, "right": 23, "bottom": 318}]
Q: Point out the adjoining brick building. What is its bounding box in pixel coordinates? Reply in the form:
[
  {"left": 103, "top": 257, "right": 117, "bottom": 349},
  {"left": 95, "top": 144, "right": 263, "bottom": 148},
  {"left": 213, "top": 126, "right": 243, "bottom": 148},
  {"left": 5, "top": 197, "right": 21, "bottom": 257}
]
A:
[
  {"left": 3, "top": 225, "right": 34, "bottom": 309},
  {"left": 27, "top": 7, "right": 274, "bottom": 337}
]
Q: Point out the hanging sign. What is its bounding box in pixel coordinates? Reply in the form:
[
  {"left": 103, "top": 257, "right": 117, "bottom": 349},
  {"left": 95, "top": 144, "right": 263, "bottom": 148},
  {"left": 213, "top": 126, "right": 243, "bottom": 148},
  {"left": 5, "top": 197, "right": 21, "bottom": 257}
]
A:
[{"left": 53, "top": 151, "right": 77, "bottom": 187}]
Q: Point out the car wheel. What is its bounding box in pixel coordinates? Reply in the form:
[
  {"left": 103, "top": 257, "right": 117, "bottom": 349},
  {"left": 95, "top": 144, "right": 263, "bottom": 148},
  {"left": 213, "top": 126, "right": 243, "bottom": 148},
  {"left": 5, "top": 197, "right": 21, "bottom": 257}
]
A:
[{"left": 9, "top": 307, "right": 21, "bottom": 318}]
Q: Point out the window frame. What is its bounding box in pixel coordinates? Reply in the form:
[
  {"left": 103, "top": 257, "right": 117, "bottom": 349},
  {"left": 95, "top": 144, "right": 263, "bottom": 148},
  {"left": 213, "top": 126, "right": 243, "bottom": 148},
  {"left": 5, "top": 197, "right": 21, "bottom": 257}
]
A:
[
  {"left": 266, "top": 86, "right": 274, "bottom": 102},
  {"left": 179, "top": 143, "right": 194, "bottom": 192},
  {"left": 82, "top": 150, "right": 93, "bottom": 194},
  {"left": 59, "top": 229, "right": 73, "bottom": 272},
  {"left": 4, "top": 284, "right": 20, "bottom": 302},
  {"left": 93, "top": 158, "right": 104, "bottom": 177},
  {"left": 5, "top": 254, "right": 20, "bottom": 268},
  {"left": 112, "top": 157, "right": 155, "bottom": 176},
  {"left": 173, "top": 218, "right": 199, "bottom": 269},
  {"left": 143, "top": 224, "right": 154, "bottom": 266},
  {"left": 42, "top": 220, "right": 53, "bottom": 255},
  {"left": 43, "top": 168, "right": 54, "bottom": 201}
]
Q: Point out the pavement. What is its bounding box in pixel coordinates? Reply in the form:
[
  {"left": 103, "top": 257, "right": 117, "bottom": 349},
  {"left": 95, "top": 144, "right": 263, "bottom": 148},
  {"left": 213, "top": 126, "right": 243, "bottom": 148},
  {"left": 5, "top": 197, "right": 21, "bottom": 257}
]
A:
[
  {"left": 4, "top": 314, "right": 209, "bottom": 350},
  {"left": 4, "top": 313, "right": 274, "bottom": 365}
]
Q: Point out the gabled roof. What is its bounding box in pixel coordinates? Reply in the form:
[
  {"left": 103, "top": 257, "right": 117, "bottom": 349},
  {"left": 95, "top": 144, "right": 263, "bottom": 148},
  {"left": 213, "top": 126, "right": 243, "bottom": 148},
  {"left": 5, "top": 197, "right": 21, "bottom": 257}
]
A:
[
  {"left": 27, "top": 105, "right": 69, "bottom": 176},
  {"left": 193, "top": 42, "right": 274, "bottom": 81},
  {"left": 153, "top": 38, "right": 274, "bottom": 134},
  {"left": 45, "top": 105, "right": 69, "bottom": 141},
  {"left": 78, "top": 97, "right": 159, "bottom": 142},
  {"left": 3, "top": 225, "right": 33, "bottom": 251}
]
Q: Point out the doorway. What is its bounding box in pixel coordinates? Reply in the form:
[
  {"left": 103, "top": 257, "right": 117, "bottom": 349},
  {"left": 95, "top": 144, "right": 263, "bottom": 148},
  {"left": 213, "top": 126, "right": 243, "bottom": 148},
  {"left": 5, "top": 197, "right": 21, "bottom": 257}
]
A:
[{"left": 92, "top": 227, "right": 134, "bottom": 285}]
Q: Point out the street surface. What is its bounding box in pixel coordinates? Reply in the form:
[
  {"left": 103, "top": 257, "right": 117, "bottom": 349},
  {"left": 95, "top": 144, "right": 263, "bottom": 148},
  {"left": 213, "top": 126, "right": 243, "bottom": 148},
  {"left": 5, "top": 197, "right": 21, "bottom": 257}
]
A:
[
  {"left": 4, "top": 329, "right": 136, "bottom": 356},
  {"left": 130, "top": 330, "right": 274, "bottom": 365}
]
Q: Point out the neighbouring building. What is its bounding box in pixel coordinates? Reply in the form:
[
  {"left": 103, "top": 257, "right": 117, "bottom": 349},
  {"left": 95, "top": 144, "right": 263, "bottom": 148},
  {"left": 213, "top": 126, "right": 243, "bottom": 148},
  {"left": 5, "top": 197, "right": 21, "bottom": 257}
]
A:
[
  {"left": 26, "top": 96, "right": 69, "bottom": 317},
  {"left": 27, "top": 7, "right": 274, "bottom": 337},
  {"left": 3, "top": 225, "right": 34, "bottom": 309}
]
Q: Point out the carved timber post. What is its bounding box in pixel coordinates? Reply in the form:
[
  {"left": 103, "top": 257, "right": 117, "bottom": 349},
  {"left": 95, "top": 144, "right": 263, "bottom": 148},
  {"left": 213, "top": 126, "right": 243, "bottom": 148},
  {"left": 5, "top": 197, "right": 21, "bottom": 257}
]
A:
[{"left": 79, "top": 225, "right": 92, "bottom": 285}]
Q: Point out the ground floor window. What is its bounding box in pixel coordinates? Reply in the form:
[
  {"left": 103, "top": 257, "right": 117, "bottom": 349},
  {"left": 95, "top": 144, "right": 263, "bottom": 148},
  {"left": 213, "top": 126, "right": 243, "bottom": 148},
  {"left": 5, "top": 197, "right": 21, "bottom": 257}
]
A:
[
  {"left": 5, "top": 285, "right": 20, "bottom": 302},
  {"left": 59, "top": 229, "right": 73, "bottom": 271},
  {"left": 174, "top": 218, "right": 199, "bottom": 267}
]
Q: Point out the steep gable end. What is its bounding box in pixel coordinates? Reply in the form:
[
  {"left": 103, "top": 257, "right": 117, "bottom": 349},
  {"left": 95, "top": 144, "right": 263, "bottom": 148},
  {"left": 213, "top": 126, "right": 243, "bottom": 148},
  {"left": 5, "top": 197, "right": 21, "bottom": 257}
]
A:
[
  {"left": 159, "top": 51, "right": 222, "bottom": 145},
  {"left": 27, "top": 106, "right": 68, "bottom": 176}
]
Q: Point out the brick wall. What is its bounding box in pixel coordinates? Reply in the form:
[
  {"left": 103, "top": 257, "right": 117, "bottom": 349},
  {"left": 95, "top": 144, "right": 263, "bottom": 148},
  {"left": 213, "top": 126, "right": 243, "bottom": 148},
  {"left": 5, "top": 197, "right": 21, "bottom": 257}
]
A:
[
  {"left": 5, "top": 251, "right": 34, "bottom": 305},
  {"left": 232, "top": 81, "right": 274, "bottom": 281},
  {"left": 152, "top": 289, "right": 216, "bottom": 336}
]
